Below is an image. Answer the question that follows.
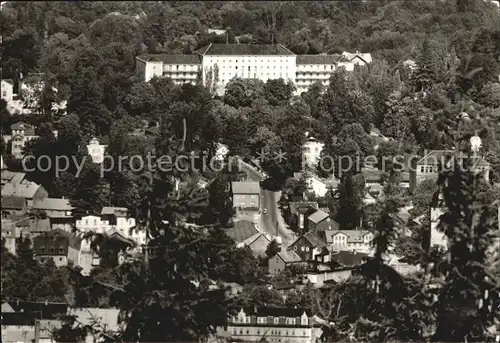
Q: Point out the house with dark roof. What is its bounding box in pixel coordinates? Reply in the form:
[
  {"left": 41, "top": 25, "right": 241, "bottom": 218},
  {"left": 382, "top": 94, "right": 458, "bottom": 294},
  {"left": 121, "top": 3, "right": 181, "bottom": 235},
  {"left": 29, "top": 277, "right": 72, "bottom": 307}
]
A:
[
  {"left": 238, "top": 232, "right": 272, "bottom": 258},
  {"left": 32, "top": 197, "right": 73, "bottom": 218},
  {"left": 33, "top": 229, "right": 83, "bottom": 267},
  {"left": 324, "top": 230, "right": 374, "bottom": 254},
  {"left": 231, "top": 181, "right": 260, "bottom": 210},
  {"left": 226, "top": 220, "right": 259, "bottom": 243},
  {"left": 288, "top": 231, "right": 326, "bottom": 261},
  {"left": 287, "top": 201, "right": 319, "bottom": 232},
  {"left": 268, "top": 250, "right": 304, "bottom": 275}
]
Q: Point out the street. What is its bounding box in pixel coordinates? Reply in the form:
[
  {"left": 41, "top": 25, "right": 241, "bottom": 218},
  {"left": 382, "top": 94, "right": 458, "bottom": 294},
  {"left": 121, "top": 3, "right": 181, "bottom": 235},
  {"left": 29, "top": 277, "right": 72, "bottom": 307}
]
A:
[{"left": 259, "top": 189, "right": 297, "bottom": 248}]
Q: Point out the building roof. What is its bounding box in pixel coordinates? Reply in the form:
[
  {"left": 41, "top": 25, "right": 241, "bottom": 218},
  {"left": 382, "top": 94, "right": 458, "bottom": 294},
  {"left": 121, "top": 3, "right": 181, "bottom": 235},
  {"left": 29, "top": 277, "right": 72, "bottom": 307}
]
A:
[
  {"left": 225, "top": 220, "right": 259, "bottom": 243},
  {"left": 324, "top": 230, "right": 372, "bottom": 244},
  {"left": 1, "top": 312, "right": 37, "bottom": 326},
  {"left": 289, "top": 201, "right": 319, "bottom": 214},
  {"left": 1, "top": 196, "right": 26, "bottom": 209},
  {"left": 242, "top": 232, "right": 271, "bottom": 250},
  {"left": 239, "top": 306, "right": 312, "bottom": 318},
  {"left": 34, "top": 228, "right": 82, "bottom": 250},
  {"left": 1, "top": 170, "right": 27, "bottom": 185},
  {"left": 276, "top": 250, "right": 302, "bottom": 263},
  {"left": 32, "top": 198, "right": 73, "bottom": 212},
  {"left": 11, "top": 122, "right": 36, "bottom": 135},
  {"left": 196, "top": 43, "right": 295, "bottom": 56},
  {"left": 302, "top": 230, "right": 326, "bottom": 248},
  {"left": 1, "top": 181, "right": 42, "bottom": 199},
  {"left": 101, "top": 206, "right": 128, "bottom": 217},
  {"left": 68, "top": 308, "right": 121, "bottom": 332},
  {"left": 231, "top": 181, "right": 260, "bottom": 194},
  {"left": 342, "top": 51, "right": 372, "bottom": 64},
  {"left": 307, "top": 209, "right": 330, "bottom": 224},
  {"left": 297, "top": 54, "right": 344, "bottom": 64},
  {"left": 2, "top": 79, "right": 14, "bottom": 86},
  {"left": 136, "top": 54, "right": 202, "bottom": 64},
  {"left": 6, "top": 301, "right": 69, "bottom": 320}
]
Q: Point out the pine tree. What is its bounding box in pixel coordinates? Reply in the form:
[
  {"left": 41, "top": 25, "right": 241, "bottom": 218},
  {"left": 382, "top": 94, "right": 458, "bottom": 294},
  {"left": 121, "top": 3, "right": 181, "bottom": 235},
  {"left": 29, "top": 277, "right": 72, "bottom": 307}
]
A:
[
  {"left": 432, "top": 158, "right": 500, "bottom": 342},
  {"left": 412, "top": 39, "right": 440, "bottom": 93}
]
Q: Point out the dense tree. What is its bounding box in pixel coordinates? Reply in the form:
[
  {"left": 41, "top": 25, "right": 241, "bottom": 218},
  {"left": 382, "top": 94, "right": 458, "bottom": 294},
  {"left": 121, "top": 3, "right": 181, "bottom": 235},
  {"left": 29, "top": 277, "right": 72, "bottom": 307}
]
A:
[
  {"left": 224, "top": 78, "right": 265, "bottom": 108},
  {"left": 335, "top": 173, "right": 365, "bottom": 230},
  {"left": 265, "top": 239, "right": 281, "bottom": 258}
]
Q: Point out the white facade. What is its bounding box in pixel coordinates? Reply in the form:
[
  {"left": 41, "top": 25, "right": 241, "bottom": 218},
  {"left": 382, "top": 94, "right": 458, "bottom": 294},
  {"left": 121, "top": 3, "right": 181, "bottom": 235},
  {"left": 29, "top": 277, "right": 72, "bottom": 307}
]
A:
[
  {"left": 430, "top": 207, "right": 448, "bottom": 250},
  {"left": 86, "top": 138, "right": 107, "bottom": 164},
  {"left": 326, "top": 230, "right": 374, "bottom": 254},
  {"left": 8, "top": 122, "right": 38, "bottom": 159},
  {"left": 1, "top": 79, "right": 14, "bottom": 103},
  {"left": 201, "top": 53, "right": 296, "bottom": 95},
  {"left": 302, "top": 137, "right": 324, "bottom": 168}
]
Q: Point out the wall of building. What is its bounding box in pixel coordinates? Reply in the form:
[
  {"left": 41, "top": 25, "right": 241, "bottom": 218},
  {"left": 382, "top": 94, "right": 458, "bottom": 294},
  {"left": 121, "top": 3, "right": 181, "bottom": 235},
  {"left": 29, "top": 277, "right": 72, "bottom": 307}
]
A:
[
  {"left": 269, "top": 255, "right": 286, "bottom": 275},
  {"left": 233, "top": 194, "right": 260, "bottom": 209}
]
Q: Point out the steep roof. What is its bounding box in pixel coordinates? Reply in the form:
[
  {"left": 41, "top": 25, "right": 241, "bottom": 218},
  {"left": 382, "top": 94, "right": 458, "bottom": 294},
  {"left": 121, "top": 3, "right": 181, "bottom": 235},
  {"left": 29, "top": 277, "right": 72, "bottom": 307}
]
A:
[
  {"left": 196, "top": 43, "right": 295, "bottom": 56},
  {"left": 276, "top": 250, "right": 302, "bottom": 263},
  {"left": 307, "top": 209, "right": 329, "bottom": 224},
  {"left": 136, "top": 54, "right": 202, "bottom": 64},
  {"left": 225, "top": 220, "right": 259, "bottom": 243},
  {"left": 11, "top": 122, "right": 36, "bottom": 135},
  {"left": 2, "top": 79, "right": 14, "bottom": 86},
  {"left": 1, "top": 170, "right": 27, "bottom": 185},
  {"left": 231, "top": 181, "right": 260, "bottom": 194},
  {"left": 1, "top": 312, "right": 37, "bottom": 326},
  {"left": 331, "top": 251, "right": 368, "bottom": 267},
  {"left": 1, "top": 181, "right": 42, "bottom": 199},
  {"left": 6, "top": 301, "right": 69, "bottom": 320},
  {"left": 296, "top": 54, "right": 344, "bottom": 64},
  {"left": 1, "top": 196, "right": 26, "bottom": 209},
  {"left": 302, "top": 230, "right": 326, "bottom": 247},
  {"left": 242, "top": 232, "right": 271, "bottom": 250},
  {"left": 324, "top": 230, "right": 372, "bottom": 244}
]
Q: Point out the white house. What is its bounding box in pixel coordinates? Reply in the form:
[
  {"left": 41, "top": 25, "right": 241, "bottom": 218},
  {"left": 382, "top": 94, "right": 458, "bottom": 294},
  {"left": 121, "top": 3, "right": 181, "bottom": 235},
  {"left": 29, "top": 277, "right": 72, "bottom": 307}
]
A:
[
  {"left": 8, "top": 122, "right": 38, "bottom": 159},
  {"left": 136, "top": 44, "right": 372, "bottom": 96},
  {"left": 1, "top": 79, "right": 14, "bottom": 103},
  {"left": 86, "top": 138, "right": 107, "bottom": 164},
  {"left": 324, "top": 230, "right": 374, "bottom": 254}
]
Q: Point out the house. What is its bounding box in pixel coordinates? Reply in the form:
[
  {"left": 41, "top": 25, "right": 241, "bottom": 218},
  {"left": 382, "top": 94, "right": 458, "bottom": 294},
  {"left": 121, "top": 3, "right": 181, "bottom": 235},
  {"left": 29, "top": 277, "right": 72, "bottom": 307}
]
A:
[
  {"left": 231, "top": 181, "right": 261, "bottom": 210},
  {"left": 217, "top": 307, "right": 322, "bottom": 343},
  {"left": 86, "top": 137, "right": 107, "bottom": 164},
  {"left": 1, "top": 311, "right": 38, "bottom": 343},
  {"left": 303, "top": 173, "right": 338, "bottom": 198},
  {"left": 307, "top": 209, "right": 338, "bottom": 232},
  {"left": 330, "top": 251, "right": 368, "bottom": 268},
  {"left": 302, "top": 136, "right": 324, "bottom": 168},
  {"left": 410, "top": 150, "right": 490, "bottom": 193},
  {"left": 33, "top": 229, "right": 83, "bottom": 268},
  {"left": 288, "top": 201, "right": 319, "bottom": 232},
  {"left": 324, "top": 230, "right": 374, "bottom": 254},
  {"left": 238, "top": 232, "right": 272, "bottom": 258},
  {"left": 226, "top": 220, "right": 260, "bottom": 242},
  {"left": 288, "top": 231, "right": 326, "bottom": 261},
  {"left": 306, "top": 269, "right": 353, "bottom": 288},
  {"left": 1, "top": 170, "right": 48, "bottom": 202},
  {"left": 9, "top": 122, "right": 38, "bottom": 159},
  {"left": 268, "top": 250, "right": 303, "bottom": 275},
  {"left": 16, "top": 217, "right": 52, "bottom": 240},
  {"left": 215, "top": 142, "right": 229, "bottom": 162},
  {"left": 32, "top": 198, "right": 73, "bottom": 218},
  {"left": 341, "top": 50, "right": 373, "bottom": 65}
]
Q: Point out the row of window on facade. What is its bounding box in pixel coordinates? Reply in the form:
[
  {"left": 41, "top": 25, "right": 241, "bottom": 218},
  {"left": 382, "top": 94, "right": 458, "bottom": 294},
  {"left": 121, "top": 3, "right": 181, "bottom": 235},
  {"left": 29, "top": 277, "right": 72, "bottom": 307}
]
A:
[
  {"left": 37, "top": 247, "right": 65, "bottom": 254},
  {"left": 234, "top": 317, "right": 303, "bottom": 325},
  {"left": 420, "top": 166, "right": 438, "bottom": 173},
  {"left": 232, "top": 328, "right": 309, "bottom": 337}
]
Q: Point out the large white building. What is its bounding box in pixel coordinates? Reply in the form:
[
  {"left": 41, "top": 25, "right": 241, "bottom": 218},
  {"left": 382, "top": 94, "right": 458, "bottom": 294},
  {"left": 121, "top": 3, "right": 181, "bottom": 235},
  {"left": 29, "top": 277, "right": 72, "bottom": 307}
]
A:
[{"left": 136, "top": 44, "right": 371, "bottom": 96}]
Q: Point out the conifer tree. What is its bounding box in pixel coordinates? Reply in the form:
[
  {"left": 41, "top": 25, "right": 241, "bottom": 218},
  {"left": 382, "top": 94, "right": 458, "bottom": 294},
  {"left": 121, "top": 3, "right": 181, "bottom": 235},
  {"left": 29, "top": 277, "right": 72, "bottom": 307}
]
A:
[{"left": 411, "top": 39, "right": 440, "bottom": 93}]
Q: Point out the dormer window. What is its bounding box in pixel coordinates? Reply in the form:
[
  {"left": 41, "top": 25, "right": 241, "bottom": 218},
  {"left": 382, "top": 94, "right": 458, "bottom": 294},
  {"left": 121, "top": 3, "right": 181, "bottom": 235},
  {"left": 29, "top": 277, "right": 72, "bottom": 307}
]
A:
[
  {"left": 257, "top": 317, "right": 267, "bottom": 324},
  {"left": 274, "top": 317, "right": 279, "bottom": 324},
  {"left": 286, "top": 318, "right": 296, "bottom": 325}
]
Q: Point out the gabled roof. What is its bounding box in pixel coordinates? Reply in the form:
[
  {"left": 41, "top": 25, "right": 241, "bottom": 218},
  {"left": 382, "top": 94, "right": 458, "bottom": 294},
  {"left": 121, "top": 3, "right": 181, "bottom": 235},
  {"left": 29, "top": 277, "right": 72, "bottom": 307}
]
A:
[
  {"left": 225, "top": 220, "right": 259, "bottom": 243},
  {"left": 136, "top": 54, "right": 202, "bottom": 64},
  {"left": 297, "top": 54, "right": 344, "bottom": 64},
  {"left": 1, "top": 196, "right": 26, "bottom": 209},
  {"left": 1, "top": 181, "right": 42, "bottom": 199},
  {"left": 101, "top": 206, "right": 128, "bottom": 217},
  {"left": 242, "top": 232, "right": 271, "bottom": 249},
  {"left": 6, "top": 301, "right": 69, "bottom": 320},
  {"left": 11, "top": 122, "right": 36, "bottom": 136},
  {"left": 196, "top": 43, "right": 295, "bottom": 56},
  {"left": 1, "top": 312, "right": 37, "bottom": 326},
  {"left": 307, "top": 209, "right": 329, "bottom": 224},
  {"left": 2, "top": 79, "right": 14, "bottom": 86},
  {"left": 231, "top": 181, "right": 260, "bottom": 194},
  {"left": 1, "top": 170, "right": 27, "bottom": 185},
  {"left": 276, "top": 250, "right": 302, "bottom": 263}
]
